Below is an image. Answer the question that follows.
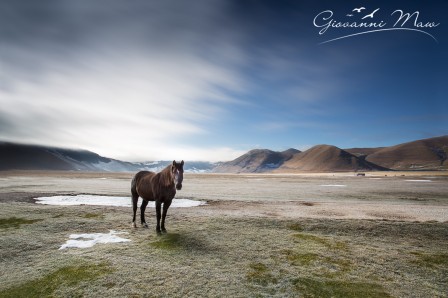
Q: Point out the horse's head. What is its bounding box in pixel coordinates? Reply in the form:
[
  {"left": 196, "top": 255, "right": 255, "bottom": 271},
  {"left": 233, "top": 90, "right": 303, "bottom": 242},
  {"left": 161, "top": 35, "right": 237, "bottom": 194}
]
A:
[{"left": 172, "top": 160, "right": 184, "bottom": 190}]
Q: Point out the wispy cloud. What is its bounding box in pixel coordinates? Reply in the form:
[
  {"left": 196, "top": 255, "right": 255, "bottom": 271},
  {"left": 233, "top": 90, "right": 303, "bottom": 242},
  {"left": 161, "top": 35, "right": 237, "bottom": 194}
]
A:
[
  {"left": 1, "top": 1, "right": 445, "bottom": 161},
  {"left": 0, "top": 0, "right": 247, "bottom": 161}
]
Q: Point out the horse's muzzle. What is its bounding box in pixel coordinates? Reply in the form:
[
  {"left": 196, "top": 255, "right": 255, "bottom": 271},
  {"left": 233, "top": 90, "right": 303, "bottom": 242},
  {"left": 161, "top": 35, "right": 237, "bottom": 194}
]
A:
[{"left": 176, "top": 183, "right": 182, "bottom": 190}]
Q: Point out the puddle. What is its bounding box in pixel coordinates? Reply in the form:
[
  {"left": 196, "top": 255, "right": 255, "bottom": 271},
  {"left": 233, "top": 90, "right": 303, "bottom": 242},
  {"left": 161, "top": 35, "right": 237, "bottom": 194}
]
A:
[{"left": 35, "top": 195, "right": 206, "bottom": 207}]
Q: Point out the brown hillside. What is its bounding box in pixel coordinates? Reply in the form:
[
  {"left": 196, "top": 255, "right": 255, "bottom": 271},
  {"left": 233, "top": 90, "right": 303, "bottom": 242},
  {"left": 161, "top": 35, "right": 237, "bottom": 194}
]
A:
[
  {"left": 279, "top": 145, "right": 387, "bottom": 172},
  {"left": 345, "top": 147, "right": 384, "bottom": 157},
  {"left": 365, "top": 136, "right": 448, "bottom": 170},
  {"left": 213, "top": 148, "right": 300, "bottom": 173}
]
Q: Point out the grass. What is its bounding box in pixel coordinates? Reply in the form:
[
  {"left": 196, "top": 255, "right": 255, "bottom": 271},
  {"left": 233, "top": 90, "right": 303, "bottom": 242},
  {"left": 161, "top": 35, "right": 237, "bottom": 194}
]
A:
[
  {"left": 282, "top": 250, "right": 319, "bottom": 266},
  {"left": 0, "top": 201, "right": 447, "bottom": 297},
  {"left": 0, "top": 217, "right": 42, "bottom": 229},
  {"left": 411, "top": 251, "right": 448, "bottom": 268},
  {"left": 246, "top": 262, "right": 278, "bottom": 286},
  {"left": 293, "top": 277, "right": 392, "bottom": 298},
  {"left": 292, "top": 233, "right": 348, "bottom": 250},
  {"left": 82, "top": 213, "right": 104, "bottom": 219},
  {"left": 0, "top": 262, "right": 112, "bottom": 298},
  {"left": 287, "top": 223, "right": 303, "bottom": 231},
  {"left": 149, "top": 233, "right": 183, "bottom": 250}
]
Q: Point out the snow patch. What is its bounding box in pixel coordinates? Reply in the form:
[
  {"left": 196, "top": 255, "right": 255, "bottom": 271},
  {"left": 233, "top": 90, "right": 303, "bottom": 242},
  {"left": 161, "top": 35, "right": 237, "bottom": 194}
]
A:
[
  {"left": 405, "top": 180, "right": 432, "bottom": 182},
  {"left": 35, "top": 195, "right": 206, "bottom": 207},
  {"left": 60, "top": 230, "right": 130, "bottom": 249}
]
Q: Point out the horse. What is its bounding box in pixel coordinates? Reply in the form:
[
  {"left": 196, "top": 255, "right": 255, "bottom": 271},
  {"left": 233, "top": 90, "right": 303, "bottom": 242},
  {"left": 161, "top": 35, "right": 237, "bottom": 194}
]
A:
[{"left": 131, "top": 160, "right": 184, "bottom": 233}]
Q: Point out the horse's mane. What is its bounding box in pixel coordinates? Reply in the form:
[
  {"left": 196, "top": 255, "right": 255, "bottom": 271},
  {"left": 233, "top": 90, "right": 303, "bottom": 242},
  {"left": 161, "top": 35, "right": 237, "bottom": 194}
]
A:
[{"left": 158, "top": 164, "right": 175, "bottom": 188}]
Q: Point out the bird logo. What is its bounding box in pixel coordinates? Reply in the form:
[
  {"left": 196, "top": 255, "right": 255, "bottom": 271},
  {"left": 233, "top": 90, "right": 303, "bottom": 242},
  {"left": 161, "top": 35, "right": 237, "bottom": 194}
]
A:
[
  {"left": 352, "top": 7, "right": 365, "bottom": 13},
  {"left": 361, "top": 8, "right": 380, "bottom": 19}
]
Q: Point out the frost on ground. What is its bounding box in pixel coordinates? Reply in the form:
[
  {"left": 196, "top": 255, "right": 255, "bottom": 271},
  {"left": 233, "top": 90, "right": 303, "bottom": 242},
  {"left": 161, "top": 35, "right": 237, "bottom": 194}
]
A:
[
  {"left": 35, "top": 195, "right": 206, "bottom": 207},
  {"left": 59, "top": 230, "right": 130, "bottom": 249},
  {"left": 405, "top": 180, "right": 432, "bottom": 182}
]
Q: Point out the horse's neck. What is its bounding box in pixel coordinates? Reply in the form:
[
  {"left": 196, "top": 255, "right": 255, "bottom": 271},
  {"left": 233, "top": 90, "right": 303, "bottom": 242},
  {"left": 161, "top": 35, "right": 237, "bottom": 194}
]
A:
[{"left": 158, "top": 168, "right": 174, "bottom": 187}]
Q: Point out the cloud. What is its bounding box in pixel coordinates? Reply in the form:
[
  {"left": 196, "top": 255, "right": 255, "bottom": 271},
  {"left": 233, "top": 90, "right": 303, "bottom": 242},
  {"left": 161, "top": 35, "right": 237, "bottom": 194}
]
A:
[
  {"left": 3, "top": 1, "right": 440, "bottom": 160},
  {"left": 0, "top": 0, "right": 248, "bottom": 161}
]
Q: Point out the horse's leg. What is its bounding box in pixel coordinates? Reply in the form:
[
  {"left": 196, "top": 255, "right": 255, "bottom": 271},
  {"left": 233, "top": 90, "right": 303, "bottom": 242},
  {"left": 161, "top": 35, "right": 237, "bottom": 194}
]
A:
[
  {"left": 161, "top": 200, "right": 172, "bottom": 233},
  {"left": 132, "top": 193, "right": 139, "bottom": 228},
  {"left": 140, "top": 200, "right": 149, "bottom": 228},
  {"left": 155, "top": 200, "right": 162, "bottom": 234}
]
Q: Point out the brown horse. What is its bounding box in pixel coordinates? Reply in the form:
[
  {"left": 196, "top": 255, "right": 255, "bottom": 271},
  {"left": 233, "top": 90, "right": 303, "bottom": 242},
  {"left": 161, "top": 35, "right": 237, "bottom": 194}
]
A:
[{"left": 131, "top": 160, "right": 184, "bottom": 233}]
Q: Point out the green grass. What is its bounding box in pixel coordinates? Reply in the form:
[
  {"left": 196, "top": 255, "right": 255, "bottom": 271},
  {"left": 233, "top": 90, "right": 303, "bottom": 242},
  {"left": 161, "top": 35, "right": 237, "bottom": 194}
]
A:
[
  {"left": 411, "top": 252, "right": 448, "bottom": 268},
  {"left": 287, "top": 223, "right": 303, "bottom": 231},
  {"left": 281, "top": 250, "right": 353, "bottom": 278},
  {"left": 82, "top": 213, "right": 104, "bottom": 219},
  {"left": 246, "top": 262, "right": 278, "bottom": 286},
  {"left": 282, "top": 250, "right": 319, "bottom": 266},
  {"left": 1, "top": 199, "right": 447, "bottom": 297},
  {"left": 0, "top": 217, "right": 42, "bottom": 229},
  {"left": 293, "top": 277, "right": 392, "bottom": 298},
  {"left": 149, "top": 233, "right": 183, "bottom": 250},
  {"left": 148, "top": 232, "right": 211, "bottom": 252},
  {"left": 0, "top": 262, "right": 112, "bottom": 298},
  {"left": 292, "top": 233, "right": 348, "bottom": 250}
]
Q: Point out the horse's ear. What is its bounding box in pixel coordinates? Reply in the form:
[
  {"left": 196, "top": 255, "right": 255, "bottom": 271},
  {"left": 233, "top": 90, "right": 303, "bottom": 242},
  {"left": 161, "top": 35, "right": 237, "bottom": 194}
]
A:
[
  {"left": 172, "top": 160, "right": 176, "bottom": 166},
  {"left": 181, "top": 160, "right": 184, "bottom": 166}
]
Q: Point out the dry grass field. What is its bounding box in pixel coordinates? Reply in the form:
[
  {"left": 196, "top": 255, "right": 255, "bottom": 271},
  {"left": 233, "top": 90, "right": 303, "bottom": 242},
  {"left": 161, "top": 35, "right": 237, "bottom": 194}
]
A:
[{"left": 0, "top": 171, "right": 447, "bottom": 297}]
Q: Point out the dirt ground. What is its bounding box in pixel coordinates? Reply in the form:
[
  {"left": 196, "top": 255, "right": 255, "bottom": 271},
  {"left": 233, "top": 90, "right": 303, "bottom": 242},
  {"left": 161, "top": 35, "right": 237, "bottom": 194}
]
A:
[
  {"left": 1, "top": 171, "right": 447, "bottom": 222},
  {"left": 0, "top": 171, "right": 447, "bottom": 297}
]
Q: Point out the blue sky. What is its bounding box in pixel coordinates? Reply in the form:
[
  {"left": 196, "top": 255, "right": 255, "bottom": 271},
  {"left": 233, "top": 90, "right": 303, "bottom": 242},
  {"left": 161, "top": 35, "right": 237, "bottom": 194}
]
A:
[{"left": 0, "top": 0, "right": 447, "bottom": 161}]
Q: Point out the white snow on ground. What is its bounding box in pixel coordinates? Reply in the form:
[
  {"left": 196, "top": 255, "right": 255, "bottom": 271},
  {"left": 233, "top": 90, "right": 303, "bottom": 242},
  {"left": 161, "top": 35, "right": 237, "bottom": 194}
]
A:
[
  {"left": 320, "top": 185, "right": 347, "bottom": 187},
  {"left": 35, "top": 195, "right": 206, "bottom": 207},
  {"left": 405, "top": 180, "right": 432, "bottom": 182},
  {"left": 60, "top": 230, "right": 130, "bottom": 249}
]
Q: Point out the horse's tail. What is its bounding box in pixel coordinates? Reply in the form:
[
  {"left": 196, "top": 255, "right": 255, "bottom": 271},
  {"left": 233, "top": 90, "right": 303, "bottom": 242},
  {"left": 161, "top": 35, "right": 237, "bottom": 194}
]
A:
[
  {"left": 131, "top": 175, "right": 137, "bottom": 197},
  {"left": 131, "top": 173, "right": 140, "bottom": 202},
  {"left": 131, "top": 172, "right": 142, "bottom": 226}
]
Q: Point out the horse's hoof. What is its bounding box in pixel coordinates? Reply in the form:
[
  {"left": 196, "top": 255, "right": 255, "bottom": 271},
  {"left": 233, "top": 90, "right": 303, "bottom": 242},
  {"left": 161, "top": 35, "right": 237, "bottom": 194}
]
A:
[
  {"left": 161, "top": 229, "right": 167, "bottom": 234},
  {"left": 142, "top": 223, "right": 148, "bottom": 228},
  {"left": 132, "top": 222, "right": 137, "bottom": 228},
  {"left": 156, "top": 229, "right": 162, "bottom": 235}
]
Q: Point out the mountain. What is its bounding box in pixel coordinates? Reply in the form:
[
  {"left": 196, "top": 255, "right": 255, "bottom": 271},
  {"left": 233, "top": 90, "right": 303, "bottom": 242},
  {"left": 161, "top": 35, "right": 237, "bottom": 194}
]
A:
[
  {"left": 138, "top": 161, "right": 217, "bottom": 173},
  {"left": 345, "top": 147, "right": 384, "bottom": 157},
  {"left": 0, "top": 142, "right": 141, "bottom": 172},
  {"left": 2, "top": 136, "right": 446, "bottom": 173},
  {"left": 357, "top": 136, "right": 448, "bottom": 170},
  {"left": 0, "top": 142, "right": 216, "bottom": 172},
  {"left": 222, "top": 136, "right": 447, "bottom": 173},
  {"left": 213, "top": 148, "right": 300, "bottom": 173},
  {"left": 279, "top": 145, "right": 387, "bottom": 172}
]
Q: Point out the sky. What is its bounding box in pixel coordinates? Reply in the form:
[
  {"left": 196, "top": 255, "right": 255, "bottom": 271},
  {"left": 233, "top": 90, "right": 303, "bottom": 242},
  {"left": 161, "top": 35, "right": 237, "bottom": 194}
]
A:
[{"left": 1, "top": 0, "right": 447, "bottom": 162}]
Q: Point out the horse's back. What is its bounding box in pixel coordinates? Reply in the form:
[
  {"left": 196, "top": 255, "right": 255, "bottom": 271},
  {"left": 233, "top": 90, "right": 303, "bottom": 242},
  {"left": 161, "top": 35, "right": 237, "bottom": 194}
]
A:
[{"left": 132, "top": 171, "right": 157, "bottom": 201}]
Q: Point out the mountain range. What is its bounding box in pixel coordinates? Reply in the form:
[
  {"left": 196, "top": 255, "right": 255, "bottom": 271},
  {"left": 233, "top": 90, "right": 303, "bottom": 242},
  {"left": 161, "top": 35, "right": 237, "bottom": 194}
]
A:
[
  {"left": 214, "top": 136, "right": 447, "bottom": 173},
  {"left": 0, "top": 135, "right": 447, "bottom": 172},
  {"left": 0, "top": 142, "right": 215, "bottom": 173}
]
